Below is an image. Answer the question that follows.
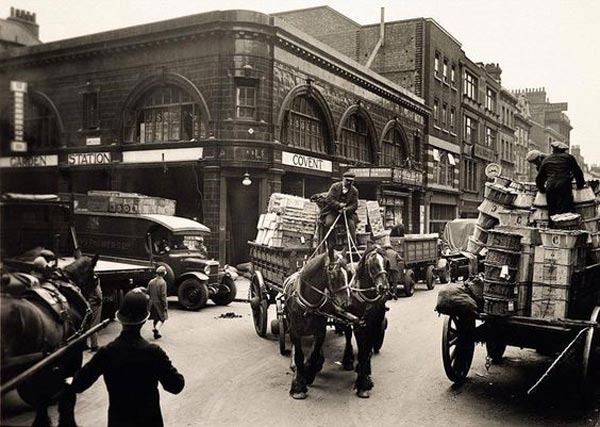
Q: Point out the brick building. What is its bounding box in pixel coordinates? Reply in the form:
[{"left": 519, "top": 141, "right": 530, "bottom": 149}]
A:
[
  {"left": 513, "top": 93, "right": 534, "bottom": 181},
  {"left": 275, "top": 7, "right": 463, "bottom": 233},
  {"left": 459, "top": 59, "right": 506, "bottom": 217},
  {"left": 0, "top": 10, "right": 428, "bottom": 264},
  {"left": 0, "top": 7, "right": 41, "bottom": 51},
  {"left": 514, "top": 87, "right": 571, "bottom": 152}
]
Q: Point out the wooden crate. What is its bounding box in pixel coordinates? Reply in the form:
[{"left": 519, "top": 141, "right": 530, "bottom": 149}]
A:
[
  {"left": 533, "top": 246, "right": 585, "bottom": 269},
  {"left": 531, "top": 283, "right": 569, "bottom": 319},
  {"left": 532, "top": 262, "right": 577, "bottom": 285}
]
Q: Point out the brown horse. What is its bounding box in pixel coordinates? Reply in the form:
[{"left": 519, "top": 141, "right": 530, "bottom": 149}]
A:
[
  {"left": 284, "top": 251, "right": 350, "bottom": 399},
  {"left": 1, "top": 254, "right": 98, "bottom": 426},
  {"left": 341, "top": 245, "right": 392, "bottom": 398}
]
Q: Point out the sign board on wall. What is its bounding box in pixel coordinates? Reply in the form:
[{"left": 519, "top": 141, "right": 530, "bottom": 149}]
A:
[
  {"left": 281, "top": 151, "right": 332, "bottom": 173},
  {"left": 67, "top": 152, "right": 112, "bottom": 166},
  {"left": 122, "top": 147, "right": 203, "bottom": 164},
  {"left": 10, "top": 80, "right": 28, "bottom": 152},
  {"left": 0, "top": 154, "right": 58, "bottom": 168}
]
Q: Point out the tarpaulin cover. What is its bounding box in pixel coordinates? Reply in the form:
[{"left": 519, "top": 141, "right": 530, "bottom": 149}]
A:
[{"left": 442, "top": 219, "right": 477, "bottom": 253}]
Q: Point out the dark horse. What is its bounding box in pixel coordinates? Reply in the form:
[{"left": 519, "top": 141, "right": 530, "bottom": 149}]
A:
[
  {"left": 1, "top": 253, "right": 98, "bottom": 426},
  {"left": 284, "top": 251, "right": 350, "bottom": 399},
  {"left": 341, "top": 245, "right": 391, "bottom": 398}
]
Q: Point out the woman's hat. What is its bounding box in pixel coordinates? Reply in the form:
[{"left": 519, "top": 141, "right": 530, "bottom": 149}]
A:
[
  {"left": 117, "top": 288, "right": 150, "bottom": 325},
  {"left": 156, "top": 265, "right": 167, "bottom": 276}
]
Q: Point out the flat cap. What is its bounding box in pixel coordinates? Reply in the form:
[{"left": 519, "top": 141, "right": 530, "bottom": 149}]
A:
[
  {"left": 343, "top": 171, "right": 356, "bottom": 179},
  {"left": 550, "top": 141, "right": 569, "bottom": 150},
  {"left": 526, "top": 150, "right": 544, "bottom": 162}
]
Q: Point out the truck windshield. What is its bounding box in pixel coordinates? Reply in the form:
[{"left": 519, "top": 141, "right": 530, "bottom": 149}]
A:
[{"left": 153, "top": 235, "right": 207, "bottom": 257}]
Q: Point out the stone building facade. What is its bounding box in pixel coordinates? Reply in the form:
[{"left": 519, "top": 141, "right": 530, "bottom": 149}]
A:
[{"left": 0, "top": 10, "right": 428, "bottom": 264}]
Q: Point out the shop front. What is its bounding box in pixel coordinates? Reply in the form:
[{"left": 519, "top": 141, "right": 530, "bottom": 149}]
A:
[
  {"left": 345, "top": 166, "right": 425, "bottom": 234},
  {"left": 429, "top": 191, "right": 460, "bottom": 234},
  {"left": 0, "top": 153, "right": 60, "bottom": 194}
]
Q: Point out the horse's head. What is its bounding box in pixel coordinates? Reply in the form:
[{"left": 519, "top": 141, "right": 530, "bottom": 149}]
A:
[
  {"left": 324, "top": 249, "right": 351, "bottom": 309},
  {"left": 63, "top": 254, "right": 99, "bottom": 295},
  {"left": 359, "top": 246, "right": 391, "bottom": 299}
]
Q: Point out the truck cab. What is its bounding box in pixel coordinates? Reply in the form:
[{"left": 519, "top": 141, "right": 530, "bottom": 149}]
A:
[
  {"left": 73, "top": 211, "right": 236, "bottom": 310},
  {"left": 0, "top": 194, "right": 153, "bottom": 318}
]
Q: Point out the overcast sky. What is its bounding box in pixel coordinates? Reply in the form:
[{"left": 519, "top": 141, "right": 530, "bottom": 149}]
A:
[{"left": 6, "top": 0, "right": 600, "bottom": 164}]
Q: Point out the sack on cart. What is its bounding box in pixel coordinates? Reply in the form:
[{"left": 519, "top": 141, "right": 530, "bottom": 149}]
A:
[{"left": 435, "top": 281, "right": 482, "bottom": 317}]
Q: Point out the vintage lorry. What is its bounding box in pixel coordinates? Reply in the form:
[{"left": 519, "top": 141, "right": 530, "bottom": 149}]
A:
[
  {"left": 0, "top": 194, "right": 153, "bottom": 318},
  {"left": 72, "top": 205, "right": 236, "bottom": 310}
]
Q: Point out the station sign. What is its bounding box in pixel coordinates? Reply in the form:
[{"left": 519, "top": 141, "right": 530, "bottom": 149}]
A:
[
  {"left": 0, "top": 154, "right": 58, "bottom": 168},
  {"left": 281, "top": 151, "right": 332, "bottom": 173},
  {"left": 67, "top": 152, "right": 112, "bottom": 166}
]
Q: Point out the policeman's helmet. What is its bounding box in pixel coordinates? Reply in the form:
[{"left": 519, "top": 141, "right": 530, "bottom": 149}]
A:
[{"left": 116, "top": 288, "right": 150, "bottom": 325}]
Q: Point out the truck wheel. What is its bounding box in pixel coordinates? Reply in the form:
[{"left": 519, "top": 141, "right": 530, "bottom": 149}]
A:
[
  {"left": 425, "top": 265, "right": 436, "bottom": 290},
  {"left": 404, "top": 269, "right": 416, "bottom": 297},
  {"left": 177, "top": 278, "right": 209, "bottom": 310},
  {"left": 211, "top": 276, "right": 237, "bottom": 306}
]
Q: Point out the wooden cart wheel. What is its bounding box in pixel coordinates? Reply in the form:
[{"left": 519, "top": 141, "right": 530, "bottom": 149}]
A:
[
  {"left": 276, "top": 298, "right": 289, "bottom": 356},
  {"left": 486, "top": 341, "right": 507, "bottom": 364},
  {"left": 442, "top": 315, "right": 475, "bottom": 383},
  {"left": 250, "top": 271, "right": 268, "bottom": 338},
  {"left": 404, "top": 269, "right": 416, "bottom": 297},
  {"left": 581, "top": 306, "right": 600, "bottom": 392},
  {"left": 425, "top": 265, "right": 436, "bottom": 290}
]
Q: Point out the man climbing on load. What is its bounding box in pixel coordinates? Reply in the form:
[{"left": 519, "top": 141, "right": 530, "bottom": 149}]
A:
[
  {"left": 536, "top": 141, "right": 585, "bottom": 219},
  {"left": 526, "top": 149, "right": 547, "bottom": 173},
  {"left": 320, "top": 171, "right": 359, "bottom": 258}
]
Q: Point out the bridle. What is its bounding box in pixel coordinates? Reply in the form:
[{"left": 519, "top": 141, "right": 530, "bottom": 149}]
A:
[
  {"left": 351, "top": 251, "right": 391, "bottom": 304},
  {"left": 292, "top": 257, "right": 351, "bottom": 312}
]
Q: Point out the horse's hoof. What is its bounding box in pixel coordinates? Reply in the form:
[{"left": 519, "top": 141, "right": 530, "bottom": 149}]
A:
[
  {"left": 291, "top": 392, "right": 307, "bottom": 400},
  {"left": 356, "top": 389, "right": 370, "bottom": 398}
]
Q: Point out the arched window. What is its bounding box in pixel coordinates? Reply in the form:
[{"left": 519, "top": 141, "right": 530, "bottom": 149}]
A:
[
  {"left": 435, "top": 153, "right": 455, "bottom": 186},
  {"left": 381, "top": 127, "right": 408, "bottom": 166},
  {"left": 124, "top": 85, "right": 207, "bottom": 143},
  {"left": 282, "top": 96, "right": 328, "bottom": 154},
  {"left": 340, "top": 114, "right": 373, "bottom": 163},
  {"left": 23, "top": 94, "right": 60, "bottom": 149}
]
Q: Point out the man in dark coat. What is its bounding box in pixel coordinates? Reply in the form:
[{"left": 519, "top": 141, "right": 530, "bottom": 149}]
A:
[
  {"left": 536, "top": 141, "right": 585, "bottom": 218},
  {"left": 66, "top": 288, "right": 185, "bottom": 427},
  {"left": 321, "top": 171, "right": 359, "bottom": 253}
]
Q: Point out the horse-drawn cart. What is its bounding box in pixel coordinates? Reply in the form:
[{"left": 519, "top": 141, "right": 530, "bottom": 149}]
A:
[
  {"left": 441, "top": 264, "right": 600, "bottom": 393},
  {"left": 248, "top": 242, "right": 312, "bottom": 354},
  {"left": 390, "top": 233, "right": 446, "bottom": 296}
]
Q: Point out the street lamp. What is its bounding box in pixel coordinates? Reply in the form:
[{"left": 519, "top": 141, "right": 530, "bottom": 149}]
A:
[{"left": 242, "top": 171, "right": 252, "bottom": 186}]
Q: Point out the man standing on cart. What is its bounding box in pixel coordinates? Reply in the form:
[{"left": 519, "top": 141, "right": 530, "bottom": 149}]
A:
[
  {"left": 321, "top": 171, "right": 359, "bottom": 258},
  {"left": 536, "top": 141, "right": 585, "bottom": 219}
]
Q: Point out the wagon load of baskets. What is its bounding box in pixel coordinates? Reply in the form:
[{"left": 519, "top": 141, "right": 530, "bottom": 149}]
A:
[{"left": 459, "top": 175, "right": 600, "bottom": 320}]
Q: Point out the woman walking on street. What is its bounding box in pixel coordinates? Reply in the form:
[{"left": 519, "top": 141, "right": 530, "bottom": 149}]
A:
[{"left": 148, "top": 266, "right": 168, "bottom": 339}]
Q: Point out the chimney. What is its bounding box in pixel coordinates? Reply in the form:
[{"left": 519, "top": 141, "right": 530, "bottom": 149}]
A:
[
  {"left": 7, "top": 7, "right": 39, "bottom": 38},
  {"left": 484, "top": 63, "right": 502, "bottom": 84}
]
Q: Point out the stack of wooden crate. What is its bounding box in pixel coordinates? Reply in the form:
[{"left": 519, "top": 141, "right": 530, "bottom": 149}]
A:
[
  {"left": 76, "top": 191, "right": 177, "bottom": 215},
  {"left": 255, "top": 193, "right": 319, "bottom": 248},
  {"left": 530, "top": 230, "right": 588, "bottom": 319}
]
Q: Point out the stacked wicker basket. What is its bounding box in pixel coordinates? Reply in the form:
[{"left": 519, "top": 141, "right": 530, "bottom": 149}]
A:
[
  {"left": 482, "top": 229, "right": 522, "bottom": 315},
  {"left": 468, "top": 176, "right": 600, "bottom": 319}
]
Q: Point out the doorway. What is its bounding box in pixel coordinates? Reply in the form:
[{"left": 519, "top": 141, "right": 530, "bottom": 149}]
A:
[{"left": 227, "top": 177, "right": 259, "bottom": 265}]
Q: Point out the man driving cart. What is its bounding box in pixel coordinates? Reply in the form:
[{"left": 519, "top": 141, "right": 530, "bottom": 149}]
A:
[{"left": 320, "top": 171, "right": 359, "bottom": 258}]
